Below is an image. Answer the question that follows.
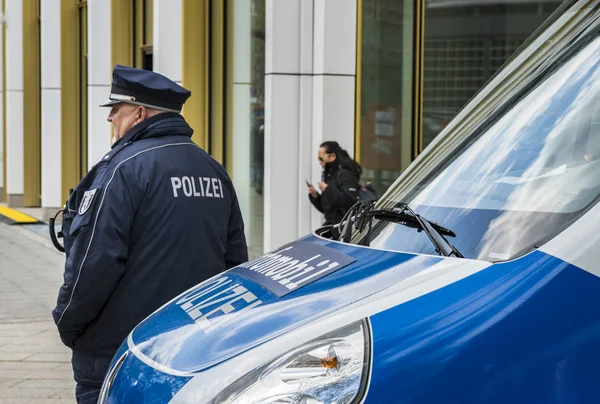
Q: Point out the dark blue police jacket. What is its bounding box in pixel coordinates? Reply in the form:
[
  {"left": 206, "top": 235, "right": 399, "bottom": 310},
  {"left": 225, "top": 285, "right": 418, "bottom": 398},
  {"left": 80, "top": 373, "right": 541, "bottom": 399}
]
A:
[{"left": 52, "top": 112, "right": 248, "bottom": 386}]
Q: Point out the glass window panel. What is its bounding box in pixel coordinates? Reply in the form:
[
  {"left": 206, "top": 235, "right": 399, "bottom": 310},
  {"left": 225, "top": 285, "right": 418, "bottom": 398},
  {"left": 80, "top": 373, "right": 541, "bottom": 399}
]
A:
[
  {"left": 354, "top": 32, "right": 600, "bottom": 261},
  {"left": 228, "top": 0, "right": 265, "bottom": 259},
  {"left": 359, "top": 0, "right": 415, "bottom": 197},
  {"left": 133, "top": 0, "right": 152, "bottom": 70},
  {"left": 422, "top": 0, "right": 563, "bottom": 149}
]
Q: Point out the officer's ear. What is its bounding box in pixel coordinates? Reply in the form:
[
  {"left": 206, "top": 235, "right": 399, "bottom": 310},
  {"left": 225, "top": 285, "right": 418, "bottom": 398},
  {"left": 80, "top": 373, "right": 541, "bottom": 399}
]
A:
[{"left": 136, "top": 106, "right": 147, "bottom": 122}]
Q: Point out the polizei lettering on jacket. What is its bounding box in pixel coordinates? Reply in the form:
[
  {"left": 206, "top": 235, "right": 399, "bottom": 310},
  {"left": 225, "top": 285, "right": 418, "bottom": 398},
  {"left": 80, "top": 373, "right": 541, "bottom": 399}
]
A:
[
  {"left": 229, "top": 242, "right": 356, "bottom": 297},
  {"left": 171, "top": 176, "right": 224, "bottom": 198},
  {"left": 175, "top": 276, "right": 262, "bottom": 333}
]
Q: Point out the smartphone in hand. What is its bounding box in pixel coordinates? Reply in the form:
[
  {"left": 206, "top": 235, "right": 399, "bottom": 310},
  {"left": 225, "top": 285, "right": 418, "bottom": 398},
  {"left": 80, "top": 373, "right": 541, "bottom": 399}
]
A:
[{"left": 305, "top": 180, "right": 312, "bottom": 188}]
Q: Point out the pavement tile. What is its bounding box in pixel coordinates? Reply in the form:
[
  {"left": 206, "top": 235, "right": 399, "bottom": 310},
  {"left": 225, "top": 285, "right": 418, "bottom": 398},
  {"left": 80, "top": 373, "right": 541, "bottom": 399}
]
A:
[
  {"left": 0, "top": 379, "right": 20, "bottom": 388},
  {"left": 0, "top": 352, "right": 35, "bottom": 361},
  {"left": 0, "top": 361, "right": 61, "bottom": 370},
  {"left": 0, "top": 322, "right": 53, "bottom": 332},
  {"left": 0, "top": 327, "right": 55, "bottom": 338},
  {"left": 0, "top": 335, "right": 59, "bottom": 346},
  {"left": 52, "top": 363, "right": 75, "bottom": 371},
  {"left": 0, "top": 387, "right": 67, "bottom": 399},
  {"left": 0, "top": 291, "right": 30, "bottom": 297},
  {"left": 0, "top": 368, "right": 74, "bottom": 380},
  {"left": 0, "top": 222, "right": 77, "bottom": 401},
  {"left": 23, "top": 353, "right": 71, "bottom": 363},
  {"left": 0, "top": 399, "right": 70, "bottom": 404},
  {"left": 49, "top": 388, "right": 77, "bottom": 400},
  {"left": 32, "top": 329, "right": 63, "bottom": 339},
  {"left": 0, "top": 343, "right": 69, "bottom": 354},
  {"left": 11, "top": 378, "right": 75, "bottom": 389}
]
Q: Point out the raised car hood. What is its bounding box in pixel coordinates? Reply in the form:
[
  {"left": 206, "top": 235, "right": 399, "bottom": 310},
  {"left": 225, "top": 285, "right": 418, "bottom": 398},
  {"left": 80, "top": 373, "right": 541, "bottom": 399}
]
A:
[{"left": 128, "top": 235, "right": 445, "bottom": 374}]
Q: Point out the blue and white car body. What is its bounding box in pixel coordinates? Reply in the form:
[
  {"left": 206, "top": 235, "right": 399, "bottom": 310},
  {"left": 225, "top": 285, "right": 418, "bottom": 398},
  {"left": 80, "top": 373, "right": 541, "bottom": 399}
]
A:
[{"left": 100, "top": 1, "right": 600, "bottom": 402}]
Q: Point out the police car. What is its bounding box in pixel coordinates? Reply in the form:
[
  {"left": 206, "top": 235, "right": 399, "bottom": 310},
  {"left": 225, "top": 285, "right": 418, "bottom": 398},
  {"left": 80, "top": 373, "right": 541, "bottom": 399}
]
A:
[{"left": 99, "top": 2, "right": 600, "bottom": 403}]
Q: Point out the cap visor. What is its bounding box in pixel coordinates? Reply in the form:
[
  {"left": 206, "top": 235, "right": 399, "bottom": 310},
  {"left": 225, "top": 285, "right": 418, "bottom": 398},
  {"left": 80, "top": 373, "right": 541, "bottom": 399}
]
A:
[{"left": 99, "top": 99, "right": 122, "bottom": 107}]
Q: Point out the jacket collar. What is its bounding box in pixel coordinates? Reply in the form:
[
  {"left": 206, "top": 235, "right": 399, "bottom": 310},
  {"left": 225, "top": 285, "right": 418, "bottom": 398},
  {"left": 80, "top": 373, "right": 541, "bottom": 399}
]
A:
[
  {"left": 111, "top": 112, "right": 194, "bottom": 149},
  {"left": 324, "top": 160, "right": 341, "bottom": 178}
]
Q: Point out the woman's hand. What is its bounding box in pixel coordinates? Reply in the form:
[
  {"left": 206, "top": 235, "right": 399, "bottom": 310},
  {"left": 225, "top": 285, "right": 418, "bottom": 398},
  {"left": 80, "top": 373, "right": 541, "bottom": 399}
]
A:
[
  {"left": 309, "top": 186, "right": 319, "bottom": 198},
  {"left": 318, "top": 182, "right": 328, "bottom": 192}
]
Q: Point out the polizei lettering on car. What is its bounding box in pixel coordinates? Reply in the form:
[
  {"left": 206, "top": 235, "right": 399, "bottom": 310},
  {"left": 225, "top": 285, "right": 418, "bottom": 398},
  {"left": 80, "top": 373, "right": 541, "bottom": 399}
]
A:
[
  {"left": 175, "top": 276, "right": 262, "bottom": 334},
  {"left": 229, "top": 242, "right": 356, "bottom": 297}
]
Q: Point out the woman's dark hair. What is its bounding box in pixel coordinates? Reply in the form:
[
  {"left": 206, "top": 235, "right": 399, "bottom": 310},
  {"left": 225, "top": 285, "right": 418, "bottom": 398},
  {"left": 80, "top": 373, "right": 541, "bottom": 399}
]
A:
[{"left": 320, "top": 141, "right": 362, "bottom": 177}]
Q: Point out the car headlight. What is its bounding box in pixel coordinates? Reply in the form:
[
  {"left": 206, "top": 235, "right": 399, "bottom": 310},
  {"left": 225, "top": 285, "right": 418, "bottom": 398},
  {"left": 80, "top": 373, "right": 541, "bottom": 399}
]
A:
[{"left": 209, "top": 319, "right": 371, "bottom": 404}]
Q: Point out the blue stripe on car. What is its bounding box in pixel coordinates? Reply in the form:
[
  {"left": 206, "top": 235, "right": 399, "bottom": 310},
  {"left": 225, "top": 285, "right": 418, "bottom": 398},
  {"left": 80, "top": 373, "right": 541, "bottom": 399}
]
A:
[{"left": 367, "top": 250, "right": 600, "bottom": 403}]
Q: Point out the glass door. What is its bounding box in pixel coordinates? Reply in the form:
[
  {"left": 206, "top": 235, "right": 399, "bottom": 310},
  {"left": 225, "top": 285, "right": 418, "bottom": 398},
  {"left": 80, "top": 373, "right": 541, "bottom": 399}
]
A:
[{"left": 357, "top": 0, "right": 417, "bottom": 196}]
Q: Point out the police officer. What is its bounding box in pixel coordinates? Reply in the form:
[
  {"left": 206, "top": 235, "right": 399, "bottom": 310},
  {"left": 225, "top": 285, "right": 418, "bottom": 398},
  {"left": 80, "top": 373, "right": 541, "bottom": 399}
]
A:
[{"left": 52, "top": 65, "right": 248, "bottom": 403}]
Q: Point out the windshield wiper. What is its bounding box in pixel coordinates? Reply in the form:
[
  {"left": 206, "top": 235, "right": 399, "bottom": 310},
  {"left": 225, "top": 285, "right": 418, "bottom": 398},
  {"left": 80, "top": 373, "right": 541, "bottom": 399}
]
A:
[{"left": 346, "top": 203, "right": 463, "bottom": 258}]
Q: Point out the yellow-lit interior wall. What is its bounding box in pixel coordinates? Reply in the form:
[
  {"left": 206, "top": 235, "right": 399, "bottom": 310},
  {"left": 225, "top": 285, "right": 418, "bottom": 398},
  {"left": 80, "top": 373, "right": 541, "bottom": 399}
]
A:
[
  {"left": 22, "top": 0, "right": 41, "bottom": 207},
  {"left": 1, "top": 0, "right": 6, "bottom": 202},
  {"left": 182, "top": 0, "right": 209, "bottom": 150}
]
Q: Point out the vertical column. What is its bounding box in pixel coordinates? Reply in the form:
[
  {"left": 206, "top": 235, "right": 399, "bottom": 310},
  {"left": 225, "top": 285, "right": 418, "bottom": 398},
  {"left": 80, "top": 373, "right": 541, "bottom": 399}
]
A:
[
  {"left": 231, "top": 0, "right": 255, "bottom": 254},
  {"left": 181, "top": 0, "right": 208, "bottom": 149},
  {"left": 41, "top": 0, "right": 61, "bottom": 208},
  {"left": 311, "top": 0, "right": 357, "bottom": 168},
  {"left": 409, "top": 0, "right": 421, "bottom": 163},
  {"left": 0, "top": 0, "right": 4, "bottom": 199},
  {"left": 153, "top": 0, "right": 182, "bottom": 84},
  {"left": 87, "top": 0, "right": 112, "bottom": 168},
  {"left": 22, "top": 0, "right": 41, "bottom": 207},
  {"left": 264, "top": 0, "right": 358, "bottom": 252},
  {"left": 5, "top": 0, "right": 23, "bottom": 206},
  {"left": 296, "top": 0, "right": 315, "bottom": 236},
  {"left": 61, "top": 0, "right": 85, "bottom": 201},
  {"left": 311, "top": 0, "right": 357, "bottom": 230},
  {"left": 264, "top": 0, "right": 302, "bottom": 252}
]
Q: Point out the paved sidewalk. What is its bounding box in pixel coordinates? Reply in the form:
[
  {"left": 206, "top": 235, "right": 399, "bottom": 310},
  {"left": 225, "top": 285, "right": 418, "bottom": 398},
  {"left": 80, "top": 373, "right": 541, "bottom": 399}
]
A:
[{"left": 0, "top": 222, "right": 76, "bottom": 403}]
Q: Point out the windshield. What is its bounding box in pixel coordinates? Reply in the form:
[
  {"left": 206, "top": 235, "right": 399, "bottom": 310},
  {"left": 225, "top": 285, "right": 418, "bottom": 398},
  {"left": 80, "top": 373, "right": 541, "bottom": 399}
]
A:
[{"left": 354, "top": 32, "right": 600, "bottom": 262}]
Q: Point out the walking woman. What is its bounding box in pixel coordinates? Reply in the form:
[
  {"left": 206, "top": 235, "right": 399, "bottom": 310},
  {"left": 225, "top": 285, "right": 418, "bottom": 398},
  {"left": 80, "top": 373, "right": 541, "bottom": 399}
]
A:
[{"left": 308, "top": 141, "right": 362, "bottom": 225}]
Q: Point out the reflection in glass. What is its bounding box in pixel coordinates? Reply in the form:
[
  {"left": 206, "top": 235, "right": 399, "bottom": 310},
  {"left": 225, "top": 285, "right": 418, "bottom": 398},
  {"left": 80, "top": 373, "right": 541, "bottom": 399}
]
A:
[
  {"left": 423, "top": 0, "right": 562, "bottom": 148},
  {"left": 250, "top": 0, "right": 265, "bottom": 259},
  {"left": 230, "top": 0, "right": 265, "bottom": 259},
  {"left": 359, "top": 0, "right": 415, "bottom": 196},
  {"left": 357, "top": 34, "right": 600, "bottom": 262}
]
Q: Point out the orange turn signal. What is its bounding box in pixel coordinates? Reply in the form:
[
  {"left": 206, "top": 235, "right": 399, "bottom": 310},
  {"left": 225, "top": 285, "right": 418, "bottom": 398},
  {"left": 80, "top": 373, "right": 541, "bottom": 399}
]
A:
[{"left": 320, "top": 355, "right": 338, "bottom": 369}]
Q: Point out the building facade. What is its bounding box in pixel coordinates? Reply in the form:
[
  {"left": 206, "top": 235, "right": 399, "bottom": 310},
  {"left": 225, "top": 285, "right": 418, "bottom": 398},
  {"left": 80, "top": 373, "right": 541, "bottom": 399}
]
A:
[{"left": 0, "top": 0, "right": 564, "bottom": 257}]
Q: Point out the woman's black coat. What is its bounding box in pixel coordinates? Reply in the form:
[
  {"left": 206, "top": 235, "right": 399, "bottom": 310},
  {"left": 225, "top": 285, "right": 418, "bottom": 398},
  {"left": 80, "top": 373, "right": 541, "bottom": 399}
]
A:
[{"left": 309, "top": 164, "right": 360, "bottom": 225}]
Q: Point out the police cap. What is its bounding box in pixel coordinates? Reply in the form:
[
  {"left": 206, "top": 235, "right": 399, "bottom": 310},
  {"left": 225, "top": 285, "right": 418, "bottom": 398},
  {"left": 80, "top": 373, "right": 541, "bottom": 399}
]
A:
[{"left": 100, "top": 65, "right": 191, "bottom": 113}]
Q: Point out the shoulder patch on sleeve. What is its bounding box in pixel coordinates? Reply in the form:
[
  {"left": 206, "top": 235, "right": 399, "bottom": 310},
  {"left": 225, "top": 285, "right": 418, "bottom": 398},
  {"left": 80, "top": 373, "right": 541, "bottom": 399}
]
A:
[{"left": 78, "top": 189, "right": 98, "bottom": 215}]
